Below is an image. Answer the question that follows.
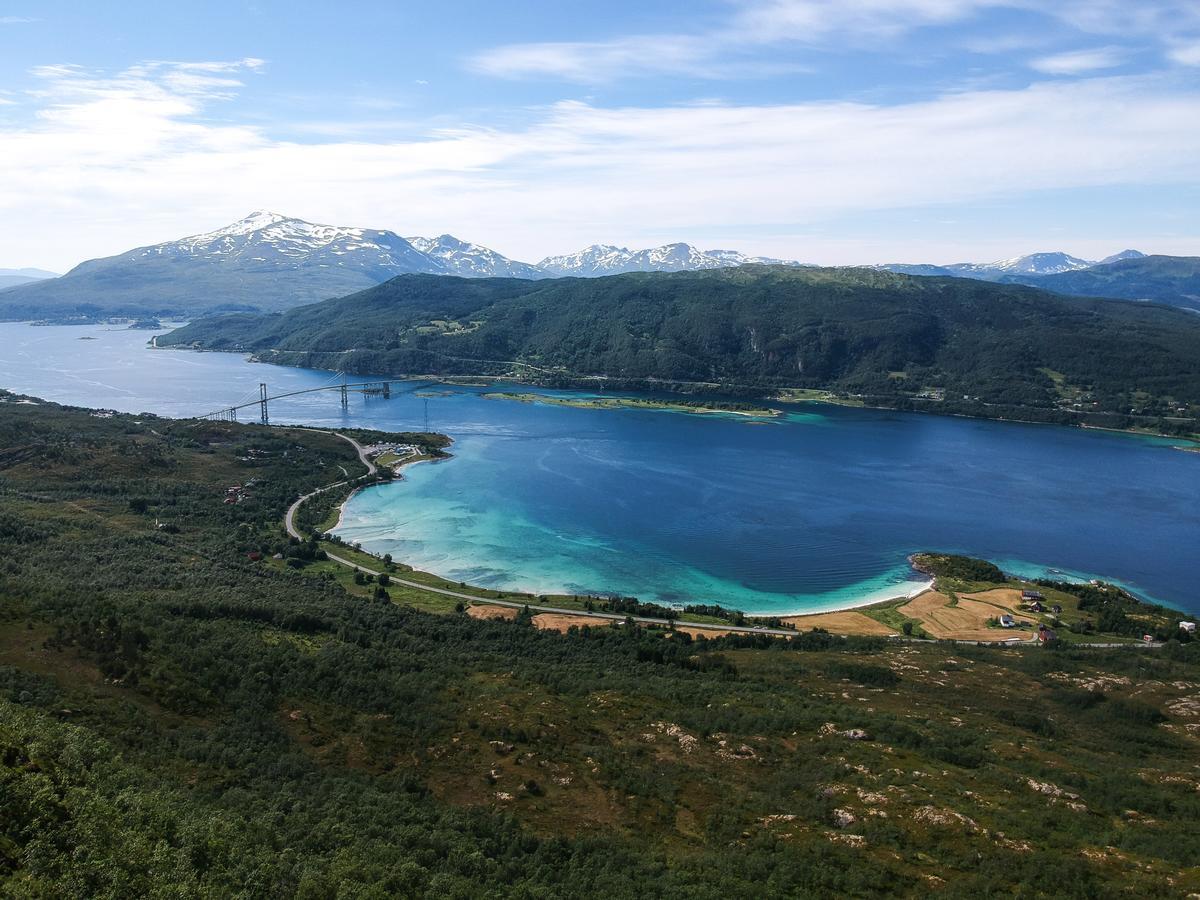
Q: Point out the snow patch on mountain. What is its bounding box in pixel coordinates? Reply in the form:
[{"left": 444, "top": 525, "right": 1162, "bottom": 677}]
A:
[
  {"left": 1098, "top": 249, "right": 1147, "bottom": 265},
  {"left": 405, "top": 234, "right": 546, "bottom": 279},
  {"left": 131, "top": 211, "right": 438, "bottom": 274},
  {"left": 973, "top": 252, "right": 1094, "bottom": 276},
  {"left": 878, "top": 250, "right": 1147, "bottom": 281},
  {"left": 538, "top": 243, "right": 805, "bottom": 276}
]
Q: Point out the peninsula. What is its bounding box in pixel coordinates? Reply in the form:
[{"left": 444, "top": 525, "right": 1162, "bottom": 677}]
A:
[{"left": 158, "top": 267, "right": 1200, "bottom": 439}]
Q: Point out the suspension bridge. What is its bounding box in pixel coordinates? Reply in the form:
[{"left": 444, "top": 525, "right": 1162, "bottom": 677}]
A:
[{"left": 200, "top": 371, "right": 432, "bottom": 425}]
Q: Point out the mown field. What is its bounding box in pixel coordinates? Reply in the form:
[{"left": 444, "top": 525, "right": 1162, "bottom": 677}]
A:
[{"left": 2, "top": 393, "right": 1199, "bottom": 897}]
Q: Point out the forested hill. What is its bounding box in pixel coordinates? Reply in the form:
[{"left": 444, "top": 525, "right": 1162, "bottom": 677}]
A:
[
  {"left": 1002, "top": 255, "right": 1200, "bottom": 314},
  {"left": 160, "top": 266, "right": 1200, "bottom": 434},
  {"left": 3, "top": 394, "right": 1200, "bottom": 895}
]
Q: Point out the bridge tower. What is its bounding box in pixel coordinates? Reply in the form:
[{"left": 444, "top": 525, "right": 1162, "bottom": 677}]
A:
[
  {"left": 259, "top": 383, "right": 269, "bottom": 425},
  {"left": 340, "top": 371, "right": 348, "bottom": 409}
]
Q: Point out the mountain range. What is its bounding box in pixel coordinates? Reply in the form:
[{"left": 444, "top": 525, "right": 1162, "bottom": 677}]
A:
[
  {"left": 537, "top": 243, "right": 805, "bottom": 276},
  {"left": 0, "top": 211, "right": 1196, "bottom": 319},
  {"left": 876, "top": 250, "right": 1145, "bottom": 280},
  {"left": 0, "top": 267, "right": 59, "bottom": 290}
]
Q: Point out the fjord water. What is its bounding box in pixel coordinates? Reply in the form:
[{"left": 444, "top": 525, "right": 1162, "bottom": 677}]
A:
[{"left": 2, "top": 321, "right": 1198, "bottom": 615}]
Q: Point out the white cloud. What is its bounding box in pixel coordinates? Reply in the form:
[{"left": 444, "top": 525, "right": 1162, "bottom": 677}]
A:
[
  {"left": 472, "top": 35, "right": 718, "bottom": 83},
  {"left": 471, "top": 1, "right": 994, "bottom": 81},
  {"left": 1030, "top": 46, "right": 1125, "bottom": 75},
  {"left": 470, "top": 0, "right": 1200, "bottom": 82},
  {"left": 1, "top": 62, "right": 1198, "bottom": 269},
  {"left": 731, "top": 0, "right": 993, "bottom": 41},
  {"left": 1168, "top": 40, "right": 1200, "bottom": 66}
]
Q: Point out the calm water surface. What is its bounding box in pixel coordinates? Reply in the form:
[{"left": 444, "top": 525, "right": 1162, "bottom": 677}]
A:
[{"left": 2, "top": 321, "right": 1197, "bottom": 615}]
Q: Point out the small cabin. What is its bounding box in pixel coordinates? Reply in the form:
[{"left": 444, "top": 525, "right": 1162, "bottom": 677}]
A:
[
  {"left": 1021, "top": 590, "right": 1044, "bottom": 601},
  {"left": 1182, "top": 622, "right": 1197, "bottom": 634},
  {"left": 999, "top": 614, "right": 1016, "bottom": 628},
  {"left": 1050, "top": 604, "right": 1063, "bottom": 615},
  {"left": 1037, "top": 624, "right": 1057, "bottom": 644},
  {"left": 1028, "top": 600, "right": 1044, "bottom": 613}
]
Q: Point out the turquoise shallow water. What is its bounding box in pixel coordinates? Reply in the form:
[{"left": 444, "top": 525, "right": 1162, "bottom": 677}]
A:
[
  {"left": 2, "top": 322, "right": 1198, "bottom": 616},
  {"left": 332, "top": 390, "right": 1200, "bottom": 616}
]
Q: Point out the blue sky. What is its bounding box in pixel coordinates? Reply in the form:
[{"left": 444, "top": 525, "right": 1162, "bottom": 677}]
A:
[{"left": 1, "top": 0, "right": 1199, "bottom": 270}]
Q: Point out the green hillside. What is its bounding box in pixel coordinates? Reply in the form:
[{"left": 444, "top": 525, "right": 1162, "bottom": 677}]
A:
[
  {"left": 161, "top": 266, "right": 1200, "bottom": 435},
  {"left": 0, "top": 254, "right": 381, "bottom": 321},
  {"left": 2, "top": 394, "right": 1199, "bottom": 896},
  {"left": 1007, "top": 255, "right": 1200, "bottom": 313}
]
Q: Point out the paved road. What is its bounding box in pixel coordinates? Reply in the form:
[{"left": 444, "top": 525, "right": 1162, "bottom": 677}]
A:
[{"left": 283, "top": 433, "right": 1168, "bottom": 648}]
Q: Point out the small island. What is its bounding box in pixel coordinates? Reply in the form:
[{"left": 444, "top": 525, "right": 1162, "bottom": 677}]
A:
[{"left": 482, "top": 391, "right": 782, "bottom": 418}]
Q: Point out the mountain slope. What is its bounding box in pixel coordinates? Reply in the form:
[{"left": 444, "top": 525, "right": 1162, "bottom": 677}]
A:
[
  {"left": 1098, "top": 249, "right": 1147, "bottom": 265},
  {"left": 406, "top": 234, "right": 546, "bottom": 279},
  {"left": 0, "top": 212, "right": 447, "bottom": 320},
  {"left": 0, "top": 268, "right": 59, "bottom": 290},
  {"left": 1004, "top": 255, "right": 1200, "bottom": 313},
  {"left": 0, "top": 214, "right": 546, "bottom": 321},
  {"left": 953, "top": 251, "right": 1094, "bottom": 278},
  {"left": 538, "top": 243, "right": 804, "bottom": 276},
  {"left": 160, "top": 267, "right": 1200, "bottom": 433},
  {"left": 878, "top": 250, "right": 1157, "bottom": 279},
  {"left": 873, "top": 250, "right": 1200, "bottom": 312},
  {"left": 880, "top": 251, "right": 1103, "bottom": 281}
]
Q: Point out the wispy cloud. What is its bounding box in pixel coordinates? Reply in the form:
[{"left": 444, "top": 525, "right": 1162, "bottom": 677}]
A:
[
  {"left": 471, "top": 1, "right": 993, "bottom": 82},
  {"left": 471, "top": 0, "right": 1200, "bottom": 82},
  {"left": 1168, "top": 40, "right": 1200, "bottom": 66},
  {"left": 472, "top": 35, "right": 718, "bottom": 83},
  {"left": 1030, "top": 46, "right": 1126, "bottom": 75},
  {"left": 2, "top": 60, "right": 1198, "bottom": 268},
  {"left": 0, "top": 16, "right": 37, "bottom": 25}
]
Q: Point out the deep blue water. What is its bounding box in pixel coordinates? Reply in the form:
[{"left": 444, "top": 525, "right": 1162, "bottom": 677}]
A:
[{"left": 2, "top": 321, "right": 1198, "bottom": 615}]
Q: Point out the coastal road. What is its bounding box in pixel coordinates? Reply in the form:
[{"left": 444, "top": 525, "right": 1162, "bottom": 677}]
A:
[
  {"left": 284, "top": 433, "right": 1168, "bottom": 647},
  {"left": 284, "top": 432, "right": 373, "bottom": 540}
]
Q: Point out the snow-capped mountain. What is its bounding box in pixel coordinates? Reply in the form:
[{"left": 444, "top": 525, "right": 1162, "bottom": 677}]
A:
[
  {"left": 0, "top": 211, "right": 451, "bottom": 318},
  {"left": 0, "top": 213, "right": 554, "bottom": 319},
  {"left": 1097, "top": 249, "right": 1147, "bottom": 265},
  {"left": 877, "top": 250, "right": 1147, "bottom": 282},
  {"left": 951, "top": 252, "right": 1094, "bottom": 278},
  {"left": 405, "top": 234, "right": 546, "bottom": 279},
  {"left": 117, "top": 210, "right": 440, "bottom": 278},
  {"left": 0, "top": 211, "right": 1172, "bottom": 323},
  {"left": 538, "top": 242, "right": 804, "bottom": 276}
]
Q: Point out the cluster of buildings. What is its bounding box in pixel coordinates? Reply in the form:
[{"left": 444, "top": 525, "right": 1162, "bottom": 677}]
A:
[
  {"left": 364, "top": 443, "right": 422, "bottom": 471},
  {"left": 223, "top": 478, "right": 258, "bottom": 505}
]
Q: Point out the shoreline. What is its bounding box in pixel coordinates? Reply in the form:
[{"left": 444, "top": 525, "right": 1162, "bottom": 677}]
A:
[
  {"left": 481, "top": 391, "right": 782, "bottom": 419},
  {"left": 135, "top": 330, "right": 1200, "bottom": 444},
  {"left": 330, "top": 451, "right": 450, "bottom": 532},
  {"left": 330, "top": 458, "right": 938, "bottom": 621},
  {"left": 329, "top": 438, "right": 1181, "bottom": 624}
]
